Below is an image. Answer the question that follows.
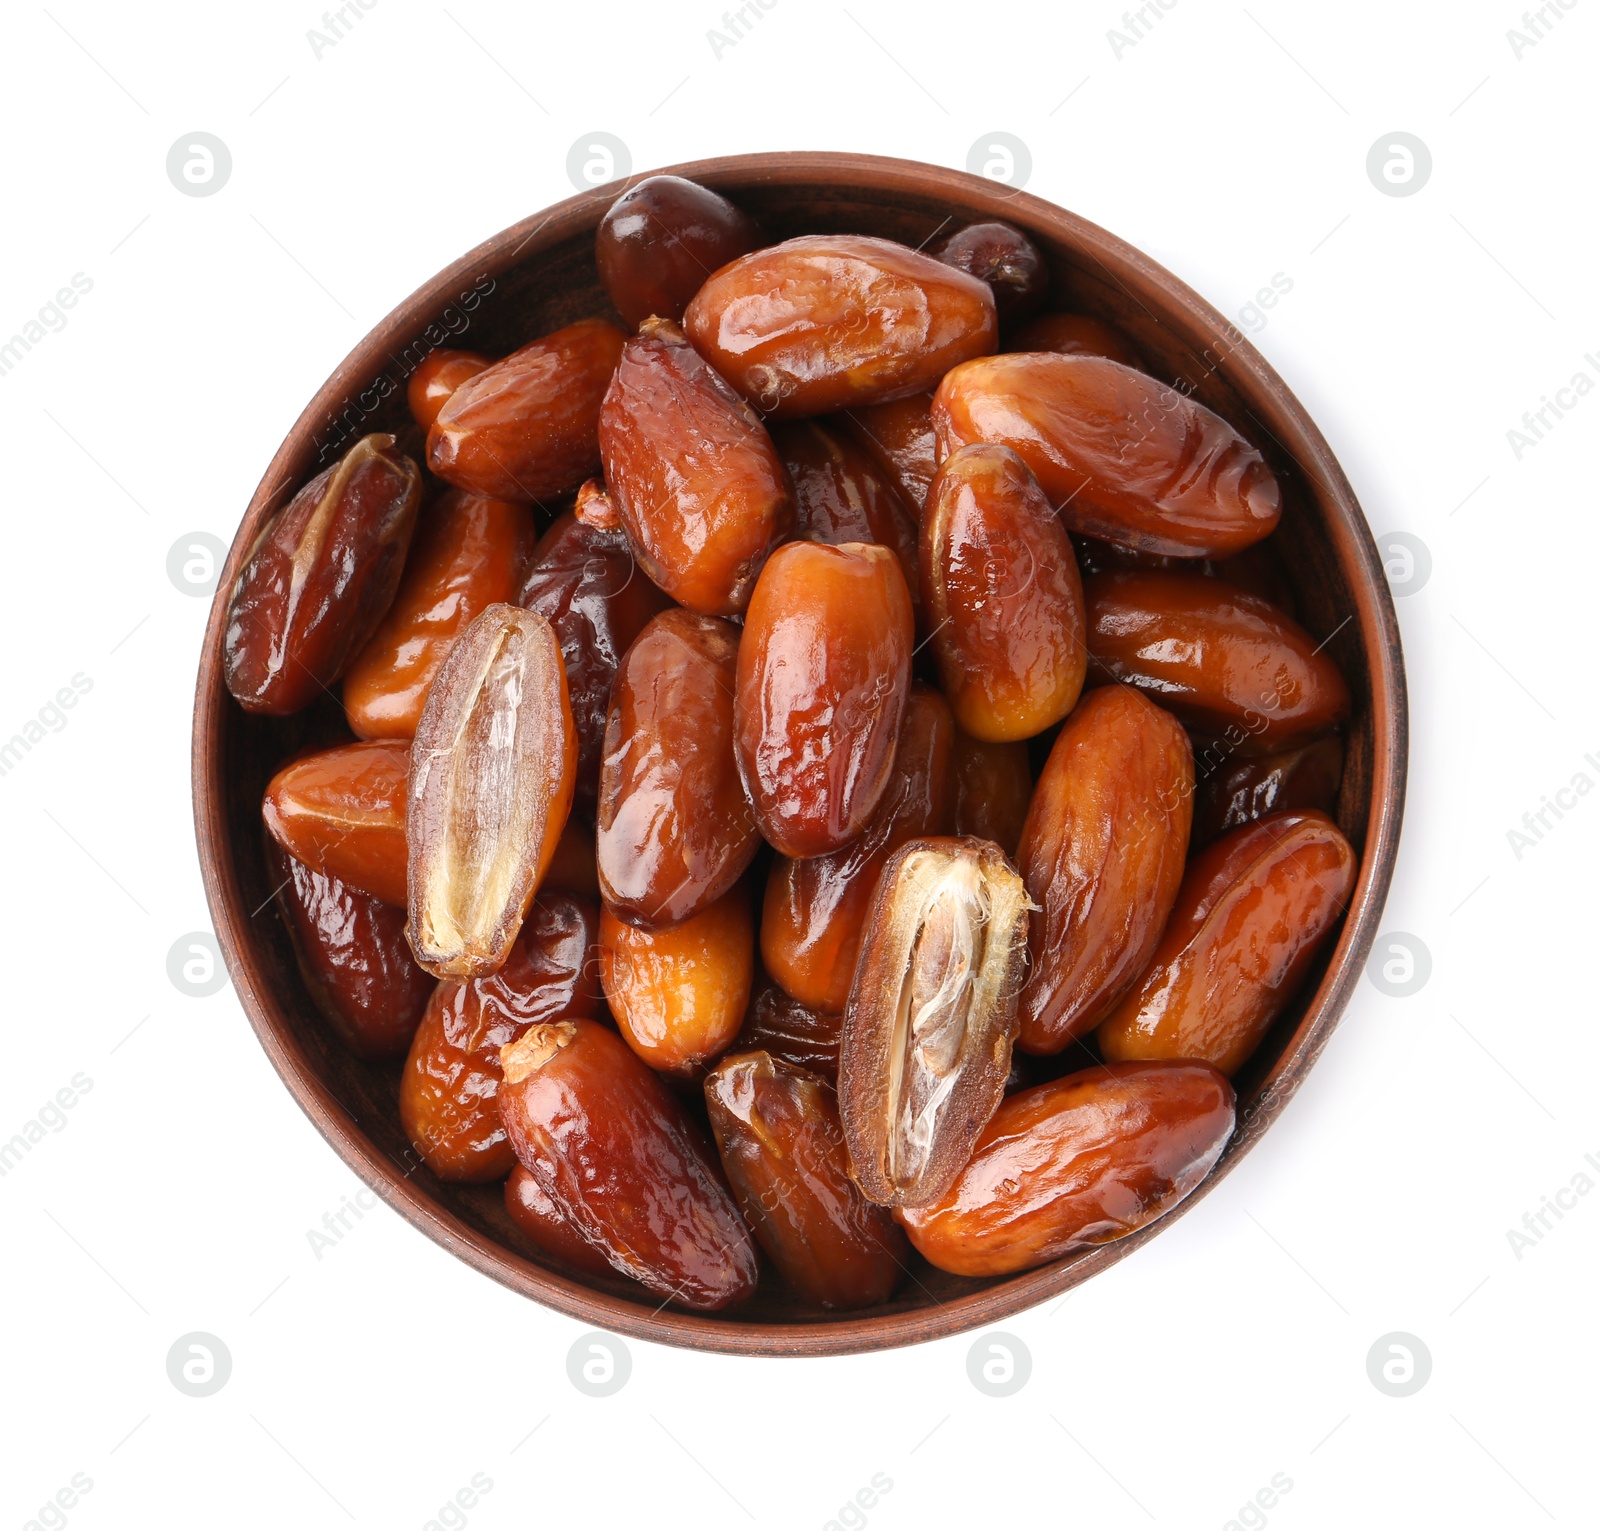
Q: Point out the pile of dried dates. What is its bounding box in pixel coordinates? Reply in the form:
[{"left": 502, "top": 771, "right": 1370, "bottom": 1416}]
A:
[{"left": 228, "top": 175, "right": 1356, "bottom": 1313}]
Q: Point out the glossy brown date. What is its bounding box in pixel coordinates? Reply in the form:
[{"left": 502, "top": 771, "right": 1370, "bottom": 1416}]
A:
[
  {"left": 931, "top": 221, "right": 1047, "bottom": 327},
  {"left": 543, "top": 817, "right": 601, "bottom": 900},
  {"left": 600, "top": 889, "right": 754, "bottom": 1075},
  {"left": 225, "top": 434, "right": 422, "bottom": 715},
  {"left": 1084, "top": 570, "right": 1351, "bottom": 750},
  {"left": 267, "top": 838, "right": 431, "bottom": 1061},
  {"left": 518, "top": 507, "right": 673, "bottom": 817},
  {"left": 596, "top": 174, "right": 760, "bottom": 329},
  {"left": 262, "top": 741, "right": 410, "bottom": 907},
  {"left": 407, "top": 348, "right": 494, "bottom": 432},
  {"left": 1098, "top": 810, "right": 1356, "bottom": 1075},
  {"left": 839, "top": 837, "right": 1032, "bottom": 1208},
  {"left": 599, "top": 317, "right": 794, "bottom": 616},
  {"left": 761, "top": 684, "right": 954, "bottom": 1015},
  {"left": 897, "top": 1061, "right": 1235, "bottom": 1276},
  {"left": 838, "top": 392, "right": 939, "bottom": 521},
  {"left": 343, "top": 489, "right": 536, "bottom": 740},
  {"left": 705, "top": 1051, "right": 907, "bottom": 1309},
  {"left": 596, "top": 610, "right": 759, "bottom": 926},
  {"left": 684, "top": 235, "right": 998, "bottom": 419},
  {"left": 950, "top": 732, "right": 1031, "bottom": 856},
  {"left": 1010, "top": 312, "right": 1144, "bottom": 369},
  {"left": 504, "top": 1164, "right": 615, "bottom": 1278},
  {"left": 1192, "top": 734, "right": 1344, "bottom": 847},
  {"left": 922, "top": 442, "right": 1086, "bottom": 742},
  {"left": 735, "top": 541, "right": 914, "bottom": 858},
  {"left": 497, "top": 1017, "right": 758, "bottom": 1309},
  {"left": 407, "top": 604, "right": 577, "bottom": 979},
  {"left": 933, "top": 353, "right": 1281, "bottom": 557},
  {"left": 732, "top": 979, "right": 843, "bottom": 1080},
  {"left": 1015, "top": 686, "right": 1193, "bottom": 1054},
  {"left": 1074, "top": 535, "right": 1300, "bottom": 620},
  {"left": 427, "top": 318, "right": 626, "bottom": 502},
  {"left": 398, "top": 894, "right": 603, "bottom": 1182}
]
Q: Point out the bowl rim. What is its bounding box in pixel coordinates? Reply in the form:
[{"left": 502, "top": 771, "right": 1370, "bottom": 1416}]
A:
[{"left": 192, "top": 150, "right": 1407, "bottom": 1357}]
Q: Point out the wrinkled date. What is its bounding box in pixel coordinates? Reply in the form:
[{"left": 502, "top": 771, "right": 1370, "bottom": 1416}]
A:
[
  {"left": 504, "top": 1163, "right": 616, "bottom": 1277},
  {"left": 407, "top": 349, "right": 494, "bottom": 432},
  {"left": 398, "top": 894, "right": 603, "bottom": 1182},
  {"left": 732, "top": 979, "right": 844, "bottom": 1080},
  {"left": 600, "top": 888, "right": 755, "bottom": 1076},
  {"left": 839, "top": 837, "right": 1032, "bottom": 1209},
  {"left": 922, "top": 442, "right": 1086, "bottom": 742},
  {"left": 518, "top": 504, "right": 673, "bottom": 817},
  {"left": 226, "top": 434, "right": 422, "bottom": 715},
  {"left": 407, "top": 604, "right": 577, "bottom": 980},
  {"left": 838, "top": 391, "right": 939, "bottom": 522},
  {"left": 1098, "top": 809, "right": 1356, "bottom": 1075},
  {"left": 343, "top": 489, "right": 536, "bottom": 740},
  {"left": 735, "top": 541, "right": 914, "bottom": 858},
  {"left": 950, "top": 732, "right": 1032, "bottom": 856},
  {"left": 1010, "top": 312, "right": 1144, "bottom": 369},
  {"left": 933, "top": 353, "right": 1281, "bottom": 557},
  {"left": 262, "top": 740, "right": 410, "bottom": 907},
  {"left": 596, "top": 173, "right": 760, "bottom": 329},
  {"left": 597, "top": 610, "right": 758, "bottom": 926},
  {"left": 498, "top": 1018, "right": 759, "bottom": 1309},
  {"left": 1192, "top": 734, "right": 1344, "bottom": 847},
  {"left": 898, "top": 1061, "right": 1236, "bottom": 1276},
  {"left": 1015, "top": 687, "right": 1193, "bottom": 1054},
  {"left": 427, "top": 318, "right": 626, "bottom": 502},
  {"left": 1084, "top": 570, "right": 1351, "bottom": 750},
  {"left": 267, "top": 837, "right": 432, "bottom": 1061},
  {"left": 931, "top": 221, "right": 1048, "bottom": 327},
  {"left": 599, "top": 317, "right": 794, "bottom": 616},
  {"left": 705, "top": 1051, "right": 907, "bottom": 1309},
  {"left": 684, "top": 235, "right": 998, "bottom": 419},
  {"left": 761, "top": 684, "right": 954, "bottom": 1015}
]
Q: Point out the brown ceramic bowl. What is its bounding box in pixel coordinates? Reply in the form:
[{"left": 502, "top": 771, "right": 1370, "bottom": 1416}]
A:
[{"left": 192, "top": 152, "right": 1406, "bottom": 1356}]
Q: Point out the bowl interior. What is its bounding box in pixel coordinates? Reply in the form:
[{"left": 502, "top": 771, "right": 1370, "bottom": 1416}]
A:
[{"left": 193, "top": 153, "right": 1405, "bottom": 1356}]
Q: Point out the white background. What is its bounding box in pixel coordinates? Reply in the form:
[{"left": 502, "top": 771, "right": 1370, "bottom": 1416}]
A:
[{"left": 1, "top": 1, "right": 1594, "bottom": 1526}]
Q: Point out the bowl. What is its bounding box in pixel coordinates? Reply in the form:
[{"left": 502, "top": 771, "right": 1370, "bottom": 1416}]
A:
[{"left": 192, "top": 152, "right": 1407, "bottom": 1357}]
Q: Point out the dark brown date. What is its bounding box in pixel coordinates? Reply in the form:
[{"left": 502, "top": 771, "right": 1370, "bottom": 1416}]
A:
[
  {"left": 599, "top": 317, "right": 794, "bottom": 615},
  {"left": 732, "top": 979, "right": 843, "bottom": 1080},
  {"left": 225, "top": 434, "right": 422, "bottom": 715},
  {"left": 1010, "top": 312, "right": 1144, "bottom": 369},
  {"left": 1192, "top": 734, "right": 1344, "bottom": 847},
  {"left": 950, "top": 732, "right": 1031, "bottom": 856},
  {"left": 838, "top": 392, "right": 939, "bottom": 521},
  {"left": 597, "top": 610, "right": 759, "bottom": 926},
  {"left": 596, "top": 174, "right": 759, "bottom": 329},
  {"left": 504, "top": 1164, "right": 615, "bottom": 1278},
  {"left": 498, "top": 1017, "right": 759, "bottom": 1309},
  {"left": 931, "top": 221, "right": 1048, "bottom": 326},
  {"left": 705, "top": 1051, "right": 907, "bottom": 1309}
]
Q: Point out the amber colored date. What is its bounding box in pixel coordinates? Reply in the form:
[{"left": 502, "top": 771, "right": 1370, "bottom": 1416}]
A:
[
  {"left": 735, "top": 541, "right": 914, "bottom": 858},
  {"left": 267, "top": 838, "right": 431, "bottom": 1061},
  {"left": 225, "top": 434, "right": 422, "bottom": 715},
  {"left": 705, "top": 1051, "right": 907, "bottom": 1309},
  {"left": 596, "top": 174, "right": 759, "bottom": 329},
  {"left": 1084, "top": 570, "right": 1351, "bottom": 750},
  {"left": 599, "top": 317, "right": 794, "bottom": 616},
  {"left": 839, "top": 837, "right": 1032, "bottom": 1208},
  {"left": 498, "top": 1017, "right": 758, "bottom": 1309},
  {"left": 407, "top": 349, "right": 494, "bottom": 432},
  {"left": 600, "top": 889, "right": 754, "bottom": 1075},
  {"left": 922, "top": 442, "right": 1086, "bottom": 742},
  {"left": 1074, "top": 535, "right": 1300, "bottom": 620},
  {"left": 761, "top": 684, "right": 954, "bottom": 1015},
  {"left": 933, "top": 353, "right": 1281, "bottom": 557},
  {"left": 343, "top": 489, "right": 536, "bottom": 740},
  {"left": 542, "top": 817, "right": 601, "bottom": 900},
  {"left": 1192, "top": 734, "right": 1344, "bottom": 847},
  {"left": 262, "top": 741, "right": 410, "bottom": 907},
  {"left": 518, "top": 508, "right": 673, "bottom": 817},
  {"left": 838, "top": 392, "right": 939, "bottom": 522},
  {"left": 1010, "top": 312, "right": 1144, "bottom": 369},
  {"left": 732, "top": 979, "right": 843, "bottom": 1080},
  {"left": 931, "top": 221, "right": 1048, "bottom": 327},
  {"left": 407, "top": 604, "right": 577, "bottom": 979},
  {"left": 427, "top": 318, "right": 626, "bottom": 502},
  {"left": 1015, "top": 686, "right": 1193, "bottom": 1054},
  {"left": 504, "top": 1164, "right": 615, "bottom": 1277},
  {"left": 897, "top": 1061, "right": 1235, "bottom": 1276},
  {"left": 597, "top": 610, "right": 758, "bottom": 926},
  {"left": 684, "top": 235, "right": 998, "bottom": 420},
  {"left": 950, "top": 732, "right": 1031, "bottom": 856},
  {"left": 398, "top": 894, "right": 603, "bottom": 1182},
  {"left": 1098, "top": 810, "right": 1356, "bottom": 1075}
]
